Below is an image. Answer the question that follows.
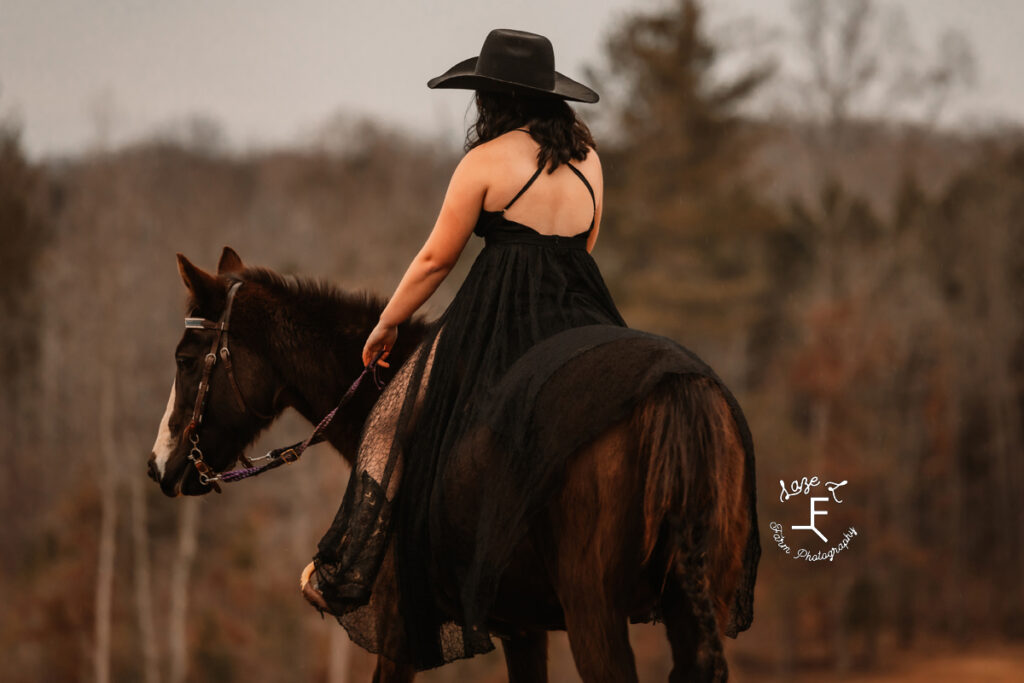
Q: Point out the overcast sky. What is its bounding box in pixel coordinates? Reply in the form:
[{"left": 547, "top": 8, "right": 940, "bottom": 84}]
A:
[{"left": 1, "top": 0, "right": 1022, "bottom": 159}]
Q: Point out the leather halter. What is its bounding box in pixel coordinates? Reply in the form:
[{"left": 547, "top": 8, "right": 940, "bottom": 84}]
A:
[
  {"left": 181, "top": 281, "right": 271, "bottom": 492},
  {"left": 175, "top": 280, "right": 385, "bottom": 492}
]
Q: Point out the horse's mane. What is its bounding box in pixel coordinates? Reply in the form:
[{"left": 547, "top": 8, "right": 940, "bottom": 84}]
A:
[
  {"left": 182, "top": 263, "right": 428, "bottom": 337},
  {"left": 233, "top": 265, "right": 388, "bottom": 318}
]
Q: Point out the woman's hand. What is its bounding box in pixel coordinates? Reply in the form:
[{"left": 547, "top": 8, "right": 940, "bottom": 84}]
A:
[
  {"left": 363, "top": 320, "right": 397, "bottom": 368},
  {"left": 300, "top": 561, "right": 329, "bottom": 612}
]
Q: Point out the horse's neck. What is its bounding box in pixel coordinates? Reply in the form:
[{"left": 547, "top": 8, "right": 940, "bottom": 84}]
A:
[{"left": 258, "top": 288, "right": 426, "bottom": 464}]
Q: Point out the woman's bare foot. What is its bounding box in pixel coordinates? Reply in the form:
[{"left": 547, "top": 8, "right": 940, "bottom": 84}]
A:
[{"left": 300, "top": 561, "right": 330, "bottom": 613}]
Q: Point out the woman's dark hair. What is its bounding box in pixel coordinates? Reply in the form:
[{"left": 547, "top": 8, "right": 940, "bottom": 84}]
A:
[{"left": 465, "top": 90, "right": 596, "bottom": 172}]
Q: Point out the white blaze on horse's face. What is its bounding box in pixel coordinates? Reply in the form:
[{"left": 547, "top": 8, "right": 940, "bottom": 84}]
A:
[{"left": 151, "top": 381, "right": 177, "bottom": 479}]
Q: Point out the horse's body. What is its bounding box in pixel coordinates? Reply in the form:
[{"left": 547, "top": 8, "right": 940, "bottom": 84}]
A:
[{"left": 149, "top": 248, "right": 756, "bottom": 683}]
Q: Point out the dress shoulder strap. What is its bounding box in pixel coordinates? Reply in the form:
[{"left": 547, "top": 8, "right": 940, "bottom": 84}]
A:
[
  {"left": 565, "top": 163, "right": 595, "bottom": 206},
  {"left": 567, "top": 162, "right": 597, "bottom": 231},
  {"left": 503, "top": 163, "right": 545, "bottom": 212}
]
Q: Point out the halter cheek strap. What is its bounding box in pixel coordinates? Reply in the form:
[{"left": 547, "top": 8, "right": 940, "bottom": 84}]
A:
[{"left": 184, "top": 281, "right": 275, "bottom": 423}]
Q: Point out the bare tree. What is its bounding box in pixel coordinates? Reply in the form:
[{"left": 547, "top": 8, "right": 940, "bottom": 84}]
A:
[
  {"left": 168, "top": 499, "right": 199, "bottom": 683},
  {"left": 88, "top": 92, "right": 122, "bottom": 683},
  {"left": 327, "top": 627, "right": 353, "bottom": 683},
  {"left": 131, "top": 473, "right": 160, "bottom": 683},
  {"left": 93, "top": 369, "right": 119, "bottom": 683},
  {"left": 790, "top": 0, "right": 974, "bottom": 155}
]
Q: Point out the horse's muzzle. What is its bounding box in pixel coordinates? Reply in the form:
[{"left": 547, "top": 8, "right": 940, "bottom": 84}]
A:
[{"left": 147, "top": 455, "right": 161, "bottom": 484}]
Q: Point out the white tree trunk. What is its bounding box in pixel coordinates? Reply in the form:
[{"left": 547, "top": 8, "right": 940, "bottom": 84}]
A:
[
  {"left": 168, "top": 498, "right": 199, "bottom": 683},
  {"left": 93, "top": 371, "right": 119, "bottom": 683},
  {"left": 327, "top": 626, "right": 352, "bottom": 683},
  {"left": 131, "top": 473, "right": 160, "bottom": 683}
]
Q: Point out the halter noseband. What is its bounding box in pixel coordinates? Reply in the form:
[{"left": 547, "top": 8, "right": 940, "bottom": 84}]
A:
[{"left": 181, "top": 280, "right": 271, "bottom": 492}]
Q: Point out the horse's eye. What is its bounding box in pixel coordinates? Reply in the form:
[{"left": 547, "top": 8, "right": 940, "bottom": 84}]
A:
[{"left": 176, "top": 356, "right": 196, "bottom": 371}]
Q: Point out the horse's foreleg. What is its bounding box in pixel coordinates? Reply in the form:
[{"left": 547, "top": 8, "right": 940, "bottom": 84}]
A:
[
  {"left": 554, "top": 425, "right": 640, "bottom": 683},
  {"left": 372, "top": 657, "right": 415, "bottom": 683},
  {"left": 501, "top": 631, "right": 548, "bottom": 683}
]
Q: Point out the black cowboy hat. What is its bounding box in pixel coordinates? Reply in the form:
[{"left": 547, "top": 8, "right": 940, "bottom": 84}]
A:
[{"left": 427, "top": 29, "right": 599, "bottom": 103}]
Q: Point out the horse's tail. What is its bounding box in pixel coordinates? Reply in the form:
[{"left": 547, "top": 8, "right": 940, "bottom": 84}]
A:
[{"left": 634, "top": 374, "right": 750, "bottom": 683}]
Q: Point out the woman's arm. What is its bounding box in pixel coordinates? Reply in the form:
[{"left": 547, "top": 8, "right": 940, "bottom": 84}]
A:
[{"left": 362, "top": 151, "right": 486, "bottom": 367}]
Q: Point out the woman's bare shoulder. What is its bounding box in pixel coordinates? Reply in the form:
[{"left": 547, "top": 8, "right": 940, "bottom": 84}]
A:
[
  {"left": 458, "top": 135, "right": 513, "bottom": 170},
  {"left": 451, "top": 142, "right": 497, "bottom": 181},
  {"left": 580, "top": 145, "right": 602, "bottom": 169},
  {"left": 461, "top": 133, "right": 538, "bottom": 181}
]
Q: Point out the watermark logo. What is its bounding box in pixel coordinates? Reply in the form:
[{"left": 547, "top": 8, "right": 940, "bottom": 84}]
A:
[{"left": 769, "top": 476, "right": 858, "bottom": 562}]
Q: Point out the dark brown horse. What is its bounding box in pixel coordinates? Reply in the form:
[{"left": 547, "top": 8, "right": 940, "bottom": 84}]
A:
[{"left": 148, "top": 247, "right": 757, "bottom": 683}]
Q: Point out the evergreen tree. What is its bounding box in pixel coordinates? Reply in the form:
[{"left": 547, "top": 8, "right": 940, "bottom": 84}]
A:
[{"left": 599, "top": 0, "right": 779, "bottom": 353}]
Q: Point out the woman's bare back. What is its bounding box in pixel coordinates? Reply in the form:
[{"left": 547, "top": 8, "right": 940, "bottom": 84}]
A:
[{"left": 477, "top": 129, "right": 604, "bottom": 239}]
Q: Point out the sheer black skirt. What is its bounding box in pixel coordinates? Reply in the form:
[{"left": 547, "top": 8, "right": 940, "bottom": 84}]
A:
[{"left": 312, "top": 237, "right": 759, "bottom": 670}]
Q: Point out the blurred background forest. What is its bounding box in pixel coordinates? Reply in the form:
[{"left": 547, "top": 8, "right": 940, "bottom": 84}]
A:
[{"left": 2, "top": 0, "right": 1023, "bottom": 681}]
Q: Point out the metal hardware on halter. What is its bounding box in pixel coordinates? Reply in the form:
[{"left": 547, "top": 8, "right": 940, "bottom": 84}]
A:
[{"left": 187, "top": 430, "right": 222, "bottom": 493}]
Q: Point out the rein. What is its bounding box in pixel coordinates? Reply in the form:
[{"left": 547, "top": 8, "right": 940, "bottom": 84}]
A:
[
  {"left": 213, "top": 354, "right": 383, "bottom": 484},
  {"left": 180, "top": 279, "right": 385, "bottom": 492}
]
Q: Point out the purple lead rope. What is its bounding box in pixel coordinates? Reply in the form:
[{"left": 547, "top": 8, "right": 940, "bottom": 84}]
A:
[{"left": 218, "top": 349, "right": 387, "bottom": 484}]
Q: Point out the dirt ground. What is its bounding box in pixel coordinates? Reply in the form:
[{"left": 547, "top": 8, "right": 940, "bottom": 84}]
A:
[
  {"left": 366, "top": 627, "right": 1024, "bottom": 682},
  {"left": 733, "top": 640, "right": 1024, "bottom": 683}
]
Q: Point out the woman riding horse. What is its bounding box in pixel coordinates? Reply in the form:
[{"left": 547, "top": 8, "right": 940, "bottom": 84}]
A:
[{"left": 299, "top": 28, "right": 759, "bottom": 680}]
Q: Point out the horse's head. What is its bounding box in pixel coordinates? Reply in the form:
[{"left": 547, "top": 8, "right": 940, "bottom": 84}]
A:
[{"left": 148, "top": 247, "right": 282, "bottom": 496}]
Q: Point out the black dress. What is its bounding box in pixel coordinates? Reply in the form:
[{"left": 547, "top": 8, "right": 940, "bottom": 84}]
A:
[{"left": 312, "top": 157, "right": 759, "bottom": 670}]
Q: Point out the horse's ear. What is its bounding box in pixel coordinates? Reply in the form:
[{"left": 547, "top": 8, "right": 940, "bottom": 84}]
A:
[
  {"left": 217, "top": 246, "right": 244, "bottom": 275},
  {"left": 176, "top": 253, "right": 219, "bottom": 302}
]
